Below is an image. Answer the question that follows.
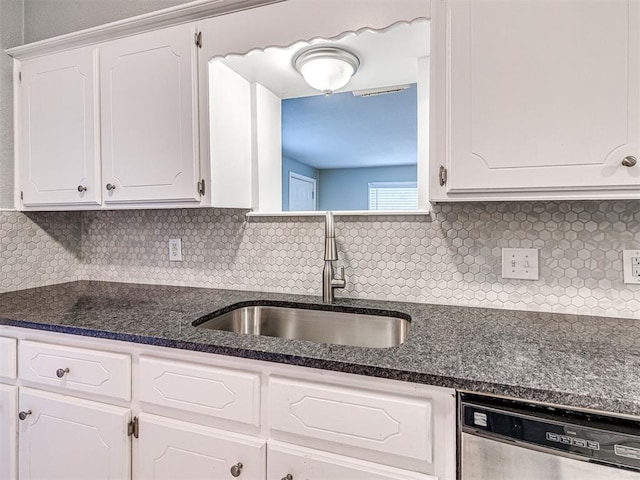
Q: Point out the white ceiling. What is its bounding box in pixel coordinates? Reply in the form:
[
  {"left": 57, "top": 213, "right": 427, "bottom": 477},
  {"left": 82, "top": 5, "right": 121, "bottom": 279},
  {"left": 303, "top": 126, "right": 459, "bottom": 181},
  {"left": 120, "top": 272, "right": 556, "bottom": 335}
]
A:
[{"left": 216, "top": 19, "right": 430, "bottom": 99}]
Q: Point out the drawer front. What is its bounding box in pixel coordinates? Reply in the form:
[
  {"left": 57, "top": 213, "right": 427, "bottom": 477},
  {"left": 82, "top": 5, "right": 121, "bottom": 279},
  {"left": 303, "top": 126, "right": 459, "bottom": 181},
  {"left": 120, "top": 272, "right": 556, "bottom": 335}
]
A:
[
  {"left": 139, "top": 356, "right": 260, "bottom": 426},
  {"left": 269, "top": 377, "right": 433, "bottom": 463},
  {"left": 0, "top": 337, "right": 17, "bottom": 379},
  {"left": 19, "top": 340, "right": 131, "bottom": 401}
]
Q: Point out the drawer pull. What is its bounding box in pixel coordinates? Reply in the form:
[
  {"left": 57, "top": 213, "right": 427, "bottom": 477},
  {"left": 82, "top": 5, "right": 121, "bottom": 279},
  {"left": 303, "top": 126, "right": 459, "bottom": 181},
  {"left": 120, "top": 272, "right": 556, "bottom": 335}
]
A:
[
  {"left": 281, "top": 475, "right": 293, "bottom": 480},
  {"left": 106, "top": 183, "right": 117, "bottom": 191},
  {"left": 230, "top": 462, "right": 243, "bottom": 477},
  {"left": 56, "top": 367, "right": 70, "bottom": 378},
  {"left": 19, "top": 410, "right": 32, "bottom": 421},
  {"left": 77, "top": 185, "right": 87, "bottom": 192},
  {"left": 622, "top": 156, "right": 637, "bottom": 167}
]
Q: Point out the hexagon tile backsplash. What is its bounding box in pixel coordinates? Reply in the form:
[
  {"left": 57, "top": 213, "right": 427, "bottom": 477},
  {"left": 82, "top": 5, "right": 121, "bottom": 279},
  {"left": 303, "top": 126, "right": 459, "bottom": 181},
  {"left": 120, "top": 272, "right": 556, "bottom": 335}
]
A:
[
  {"left": 76, "top": 200, "right": 640, "bottom": 320},
  {"left": 0, "top": 210, "right": 81, "bottom": 292},
  {"left": 1, "top": 201, "right": 638, "bottom": 319}
]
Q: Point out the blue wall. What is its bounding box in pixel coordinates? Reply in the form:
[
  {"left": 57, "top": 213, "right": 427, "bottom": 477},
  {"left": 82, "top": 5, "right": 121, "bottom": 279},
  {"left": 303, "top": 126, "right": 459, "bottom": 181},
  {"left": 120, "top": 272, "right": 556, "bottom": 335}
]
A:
[
  {"left": 318, "top": 165, "right": 416, "bottom": 211},
  {"left": 282, "top": 156, "right": 319, "bottom": 211}
]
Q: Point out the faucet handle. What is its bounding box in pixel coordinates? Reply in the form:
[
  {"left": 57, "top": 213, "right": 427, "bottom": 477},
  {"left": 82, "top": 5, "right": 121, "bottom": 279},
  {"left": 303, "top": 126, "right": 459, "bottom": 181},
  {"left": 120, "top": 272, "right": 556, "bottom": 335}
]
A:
[{"left": 332, "top": 266, "right": 346, "bottom": 289}]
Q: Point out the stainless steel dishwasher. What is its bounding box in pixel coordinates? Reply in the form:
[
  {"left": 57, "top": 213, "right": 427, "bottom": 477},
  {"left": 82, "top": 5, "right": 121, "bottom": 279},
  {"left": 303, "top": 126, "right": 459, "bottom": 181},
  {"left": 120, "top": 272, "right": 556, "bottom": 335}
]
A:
[{"left": 459, "top": 392, "right": 640, "bottom": 480}]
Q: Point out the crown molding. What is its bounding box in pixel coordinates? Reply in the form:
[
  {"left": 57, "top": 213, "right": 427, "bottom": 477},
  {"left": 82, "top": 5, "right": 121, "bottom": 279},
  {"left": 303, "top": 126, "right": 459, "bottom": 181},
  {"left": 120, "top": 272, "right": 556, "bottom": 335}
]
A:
[{"left": 6, "top": 0, "right": 283, "bottom": 60}]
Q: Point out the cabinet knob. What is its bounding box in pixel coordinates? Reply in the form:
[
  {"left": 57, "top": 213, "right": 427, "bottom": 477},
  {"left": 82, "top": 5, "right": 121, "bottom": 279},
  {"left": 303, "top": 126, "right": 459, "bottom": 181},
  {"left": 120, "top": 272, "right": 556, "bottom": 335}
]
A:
[
  {"left": 230, "top": 462, "right": 243, "bottom": 477},
  {"left": 281, "top": 475, "right": 293, "bottom": 480},
  {"left": 77, "top": 185, "right": 87, "bottom": 192},
  {"left": 18, "top": 410, "right": 32, "bottom": 421},
  {"left": 622, "top": 156, "right": 637, "bottom": 167},
  {"left": 106, "top": 183, "right": 117, "bottom": 191},
  {"left": 56, "top": 367, "right": 70, "bottom": 378}
]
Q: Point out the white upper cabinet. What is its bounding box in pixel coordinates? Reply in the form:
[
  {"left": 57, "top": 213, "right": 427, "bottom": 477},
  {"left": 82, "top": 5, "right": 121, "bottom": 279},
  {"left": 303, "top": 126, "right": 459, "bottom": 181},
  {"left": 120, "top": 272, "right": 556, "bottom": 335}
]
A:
[
  {"left": 18, "top": 47, "right": 101, "bottom": 207},
  {"left": 432, "top": 0, "right": 640, "bottom": 201},
  {"left": 14, "top": 23, "right": 201, "bottom": 210},
  {"left": 100, "top": 23, "right": 200, "bottom": 204}
]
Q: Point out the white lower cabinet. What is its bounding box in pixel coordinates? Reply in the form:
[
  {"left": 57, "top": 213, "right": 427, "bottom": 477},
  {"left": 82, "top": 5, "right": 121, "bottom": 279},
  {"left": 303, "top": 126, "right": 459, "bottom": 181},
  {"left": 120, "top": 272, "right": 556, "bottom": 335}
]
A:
[
  {"left": 18, "top": 388, "right": 131, "bottom": 480},
  {"left": 0, "top": 385, "right": 18, "bottom": 480},
  {"left": 2, "top": 328, "right": 455, "bottom": 480},
  {"left": 268, "top": 441, "right": 437, "bottom": 480},
  {"left": 135, "top": 413, "right": 266, "bottom": 480}
]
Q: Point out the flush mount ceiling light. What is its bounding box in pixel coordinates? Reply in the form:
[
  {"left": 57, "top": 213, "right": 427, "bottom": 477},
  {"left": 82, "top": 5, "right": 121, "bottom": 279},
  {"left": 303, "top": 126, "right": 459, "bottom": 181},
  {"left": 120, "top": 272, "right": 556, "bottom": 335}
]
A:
[{"left": 294, "top": 46, "right": 360, "bottom": 95}]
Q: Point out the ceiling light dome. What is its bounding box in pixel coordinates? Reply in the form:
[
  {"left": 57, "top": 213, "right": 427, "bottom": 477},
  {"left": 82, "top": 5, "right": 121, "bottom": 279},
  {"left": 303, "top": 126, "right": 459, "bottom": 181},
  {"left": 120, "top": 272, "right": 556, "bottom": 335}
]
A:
[{"left": 294, "top": 46, "right": 360, "bottom": 95}]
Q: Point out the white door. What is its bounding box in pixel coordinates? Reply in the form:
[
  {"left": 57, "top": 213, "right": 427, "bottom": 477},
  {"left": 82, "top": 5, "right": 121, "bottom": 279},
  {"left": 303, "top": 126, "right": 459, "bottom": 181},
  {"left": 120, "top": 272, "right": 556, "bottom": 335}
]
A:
[
  {"left": 19, "top": 47, "right": 101, "bottom": 207},
  {"left": 444, "top": 0, "right": 640, "bottom": 197},
  {"left": 288, "top": 172, "right": 316, "bottom": 211},
  {"left": 135, "top": 413, "right": 266, "bottom": 480},
  {"left": 0, "top": 385, "right": 18, "bottom": 480},
  {"left": 267, "top": 441, "right": 436, "bottom": 480},
  {"left": 18, "top": 388, "right": 130, "bottom": 480},
  {"left": 100, "top": 23, "right": 200, "bottom": 204}
]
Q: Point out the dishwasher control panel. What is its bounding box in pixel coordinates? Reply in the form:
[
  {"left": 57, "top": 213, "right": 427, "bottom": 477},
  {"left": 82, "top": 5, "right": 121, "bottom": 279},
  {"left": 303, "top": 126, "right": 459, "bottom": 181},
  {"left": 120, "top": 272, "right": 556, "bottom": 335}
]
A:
[{"left": 461, "top": 394, "right": 640, "bottom": 472}]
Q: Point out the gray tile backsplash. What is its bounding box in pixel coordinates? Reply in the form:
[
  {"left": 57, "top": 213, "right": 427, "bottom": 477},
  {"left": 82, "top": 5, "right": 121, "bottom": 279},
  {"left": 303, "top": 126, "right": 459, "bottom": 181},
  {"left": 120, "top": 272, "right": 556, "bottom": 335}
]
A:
[
  {"left": 77, "top": 200, "right": 640, "bottom": 319},
  {"left": 0, "top": 210, "right": 81, "bottom": 292},
  {"left": 1, "top": 202, "right": 638, "bottom": 318}
]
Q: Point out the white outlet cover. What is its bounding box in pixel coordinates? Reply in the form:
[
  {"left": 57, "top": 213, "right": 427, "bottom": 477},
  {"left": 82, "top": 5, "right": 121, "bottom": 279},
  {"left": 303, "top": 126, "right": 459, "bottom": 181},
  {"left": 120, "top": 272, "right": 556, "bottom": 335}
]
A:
[
  {"left": 623, "top": 250, "right": 640, "bottom": 284},
  {"left": 169, "top": 239, "right": 183, "bottom": 262},
  {"left": 502, "top": 248, "right": 539, "bottom": 280}
]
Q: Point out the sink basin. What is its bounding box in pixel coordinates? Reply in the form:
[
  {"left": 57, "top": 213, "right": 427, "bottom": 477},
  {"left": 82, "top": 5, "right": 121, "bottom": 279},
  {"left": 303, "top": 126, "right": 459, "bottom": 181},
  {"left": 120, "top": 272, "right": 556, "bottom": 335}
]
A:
[{"left": 192, "top": 301, "right": 410, "bottom": 348}]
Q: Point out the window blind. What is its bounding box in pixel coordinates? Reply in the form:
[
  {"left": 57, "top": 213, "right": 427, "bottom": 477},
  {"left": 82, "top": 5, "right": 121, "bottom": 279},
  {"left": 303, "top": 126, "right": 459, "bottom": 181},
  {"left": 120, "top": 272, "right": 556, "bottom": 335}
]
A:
[{"left": 368, "top": 182, "right": 418, "bottom": 211}]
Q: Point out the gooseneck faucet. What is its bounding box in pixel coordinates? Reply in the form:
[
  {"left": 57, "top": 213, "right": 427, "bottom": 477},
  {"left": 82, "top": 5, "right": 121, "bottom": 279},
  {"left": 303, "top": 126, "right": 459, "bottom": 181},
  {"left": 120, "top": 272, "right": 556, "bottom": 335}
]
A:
[{"left": 322, "top": 212, "right": 346, "bottom": 303}]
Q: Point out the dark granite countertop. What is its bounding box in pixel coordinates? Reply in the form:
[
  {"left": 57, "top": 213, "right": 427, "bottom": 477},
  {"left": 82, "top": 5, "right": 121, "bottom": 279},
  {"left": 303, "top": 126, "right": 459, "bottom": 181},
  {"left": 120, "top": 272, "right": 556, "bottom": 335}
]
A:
[{"left": 0, "top": 281, "right": 638, "bottom": 417}]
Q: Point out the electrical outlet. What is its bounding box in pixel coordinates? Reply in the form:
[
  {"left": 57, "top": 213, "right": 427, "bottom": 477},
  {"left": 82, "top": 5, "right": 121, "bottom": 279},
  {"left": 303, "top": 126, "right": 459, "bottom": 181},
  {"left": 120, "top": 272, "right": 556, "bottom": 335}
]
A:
[
  {"left": 169, "top": 239, "right": 183, "bottom": 261},
  {"left": 623, "top": 250, "right": 640, "bottom": 284},
  {"left": 501, "top": 248, "right": 539, "bottom": 280}
]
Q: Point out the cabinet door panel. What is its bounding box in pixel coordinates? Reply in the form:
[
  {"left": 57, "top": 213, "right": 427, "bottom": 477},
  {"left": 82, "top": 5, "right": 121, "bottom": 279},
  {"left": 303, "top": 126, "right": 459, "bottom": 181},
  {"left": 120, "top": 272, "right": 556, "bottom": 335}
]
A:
[
  {"left": 447, "top": 0, "right": 640, "bottom": 194},
  {"left": 0, "top": 385, "right": 18, "bottom": 480},
  {"left": 136, "top": 413, "right": 266, "bottom": 480},
  {"left": 101, "top": 23, "right": 199, "bottom": 204},
  {"left": 18, "top": 388, "right": 130, "bottom": 480},
  {"left": 267, "top": 441, "right": 436, "bottom": 480},
  {"left": 19, "top": 47, "right": 101, "bottom": 206}
]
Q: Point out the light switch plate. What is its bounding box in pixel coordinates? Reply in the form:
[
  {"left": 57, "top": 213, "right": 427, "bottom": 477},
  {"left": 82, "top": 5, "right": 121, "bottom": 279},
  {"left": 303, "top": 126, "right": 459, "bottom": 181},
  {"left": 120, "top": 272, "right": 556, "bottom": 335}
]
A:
[
  {"left": 502, "top": 248, "right": 539, "bottom": 280},
  {"left": 623, "top": 250, "right": 640, "bottom": 284}
]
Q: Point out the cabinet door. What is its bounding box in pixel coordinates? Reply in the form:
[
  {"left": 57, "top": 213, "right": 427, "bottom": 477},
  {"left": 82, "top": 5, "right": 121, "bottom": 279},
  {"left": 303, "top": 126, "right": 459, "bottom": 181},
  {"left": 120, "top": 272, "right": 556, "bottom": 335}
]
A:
[
  {"left": 444, "top": 0, "right": 640, "bottom": 197},
  {"left": 19, "top": 47, "right": 101, "bottom": 207},
  {"left": 18, "top": 388, "right": 130, "bottom": 480},
  {"left": 267, "top": 441, "right": 437, "bottom": 480},
  {"left": 136, "top": 413, "right": 266, "bottom": 480},
  {"left": 100, "top": 23, "right": 200, "bottom": 204},
  {"left": 0, "top": 385, "right": 18, "bottom": 480}
]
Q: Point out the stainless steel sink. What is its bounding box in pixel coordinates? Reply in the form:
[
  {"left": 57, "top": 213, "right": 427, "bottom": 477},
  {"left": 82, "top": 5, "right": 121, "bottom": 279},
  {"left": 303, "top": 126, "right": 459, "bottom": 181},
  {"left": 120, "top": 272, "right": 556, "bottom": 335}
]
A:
[{"left": 193, "top": 302, "right": 410, "bottom": 348}]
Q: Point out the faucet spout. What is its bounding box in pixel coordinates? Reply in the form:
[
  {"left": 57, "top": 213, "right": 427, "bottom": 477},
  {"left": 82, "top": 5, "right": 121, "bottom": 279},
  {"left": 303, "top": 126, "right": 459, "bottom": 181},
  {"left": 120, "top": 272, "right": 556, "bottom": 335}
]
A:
[
  {"left": 322, "top": 212, "right": 346, "bottom": 303},
  {"left": 324, "top": 212, "right": 338, "bottom": 261}
]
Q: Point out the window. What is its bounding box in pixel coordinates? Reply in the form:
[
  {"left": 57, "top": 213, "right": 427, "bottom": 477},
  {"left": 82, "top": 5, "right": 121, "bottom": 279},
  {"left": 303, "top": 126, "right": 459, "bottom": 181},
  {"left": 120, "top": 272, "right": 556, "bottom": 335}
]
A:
[{"left": 368, "top": 182, "right": 418, "bottom": 211}]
